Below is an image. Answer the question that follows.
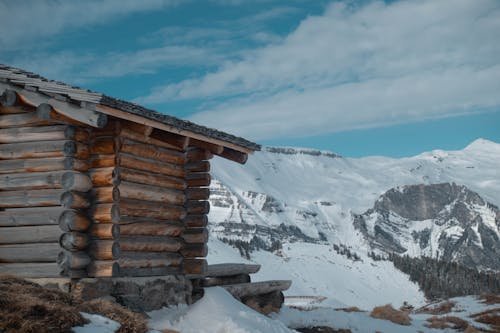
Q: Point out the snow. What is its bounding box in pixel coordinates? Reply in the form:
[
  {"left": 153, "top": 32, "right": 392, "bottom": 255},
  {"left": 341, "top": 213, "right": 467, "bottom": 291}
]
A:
[
  {"left": 148, "top": 287, "right": 295, "bottom": 333},
  {"left": 72, "top": 313, "right": 121, "bottom": 333}
]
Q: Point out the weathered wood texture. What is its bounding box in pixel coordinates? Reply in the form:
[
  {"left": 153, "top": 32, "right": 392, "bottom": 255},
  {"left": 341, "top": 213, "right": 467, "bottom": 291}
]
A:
[
  {"left": 0, "top": 206, "right": 66, "bottom": 227},
  {"left": 0, "top": 263, "right": 60, "bottom": 278},
  {"left": 221, "top": 280, "right": 292, "bottom": 299},
  {"left": 0, "top": 140, "right": 89, "bottom": 160},
  {"left": 207, "top": 263, "right": 261, "bottom": 277},
  {"left": 0, "top": 125, "right": 88, "bottom": 143},
  {"left": 0, "top": 243, "right": 60, "bottom": 262},
  {"left": 202, "top": 274, "right": 251, "bottom": 287},
  {"left": 86, "top": 260, "right": 119, "bottom": 277},
  {"left": 0, "top": 225, "right": 62, "bottom": 244},
  {"left": 118, "top": 251, "right": 183, "bottom": 268},
  {"left": 0, "top": 170, "right": 92, "bottom": 191}
]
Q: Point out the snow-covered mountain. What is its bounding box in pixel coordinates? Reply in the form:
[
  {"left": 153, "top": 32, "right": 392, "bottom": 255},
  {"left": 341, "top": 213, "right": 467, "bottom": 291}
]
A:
[{"left": 206, "top": 139, "right": 500, "bottom": 308}]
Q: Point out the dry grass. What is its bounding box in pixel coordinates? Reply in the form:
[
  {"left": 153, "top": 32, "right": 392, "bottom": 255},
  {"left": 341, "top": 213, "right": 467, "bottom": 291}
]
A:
[
  {"left": 370, "top": 304, "right": 411, "bottom": 326},
  {"left": 416, "top": 301, "right": 456, "bottom": 315},
  {"left": 0, "top": 274, "right": 87, "bottom": 333},
  {"left": 424, "top": 316, "right": 468, "bottom": 330},
  {"left": 0, "top": 274, "right": 150, "bottom": 333},
  {"left": 334, "top": 306, "right": 365, "bottom": 313},
  {"left": 79, "top": 298, "right": 148, "bottom": 333},
  {"left": 470, "top": 308, "right": 500, "bottom": 331},
  {"left": 478, "top": 294, "right": 500, "bottom": 305}
]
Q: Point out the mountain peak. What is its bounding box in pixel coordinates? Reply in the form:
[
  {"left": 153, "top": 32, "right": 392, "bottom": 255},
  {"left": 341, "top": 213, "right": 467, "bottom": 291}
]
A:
[{"left": 464, "top": 138, "right": 500, "bottom": 152}]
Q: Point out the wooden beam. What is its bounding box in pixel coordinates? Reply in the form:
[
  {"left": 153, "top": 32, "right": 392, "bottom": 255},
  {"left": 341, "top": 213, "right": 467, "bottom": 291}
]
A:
[
  {"left": 115, "top": 181, "right": 186, "bottom": 206},
  {"left": 0, "top": 243, "right": 60, "bottom": 262},
  {"left": 57, "top": 250, "right": 91, "bottom": 270},
  {"left": 149, "top": 128, "right": 189, "bottom": 151},
  {"left": 207, "top": 263, "right": 261, "bottom": 277},
  {"left": 0, "top": 125, "right": 88, "bottom": 143},
  {"left": 0, "top": 157, "right": 89, "bottom": 174},
  {"left": 96, "top": 104, "right": 254, "bottom": 154},
  {"left": 59, "top": 232, "right": 89, "bottom": 251},
  {"left": 189, "top": 138, "right": 224, "bottom": 154},
  {"left": 0, "top": 225, "right": 62, "bottom": 244},
  {"left": 216, "top": 147, "right": 248, "bottom": 164},
  {"left": 0, "top": 140, "right": 89, "bottom": 160},
  {"left": 86, "top": 260, "right": 119, "bottom": 278},
  {"left": 87, "top": 240, "right": 120, "bottom": 260},
  {"left": 0, "top": 170, "right": 92, "bottom": 192},
  {"left": 0, "top": 263, "right": 60, "bottom": 278},
  {"left": 119, "top": 236, "right": 184, "bottom": 252},
  {"left": 220, "top": 280, "right": 292, "bottom": 298},
  {"left": 180, "top": 243, "right": 208, "bottom": 258},
  {"left": 119, "top": 220, "right": 184, "bottom": 237},
  {"left": 0, "top": 189, "right": 65, "bottom": 208},
  {"left": 118, "top": 251, "right": 183, "bottom": 268},
  {"left": 0, "top": 206, "right": 66, "bottom": 227},
  {"left": 0, "top": 112, "right": 51, "bottom": 128}
]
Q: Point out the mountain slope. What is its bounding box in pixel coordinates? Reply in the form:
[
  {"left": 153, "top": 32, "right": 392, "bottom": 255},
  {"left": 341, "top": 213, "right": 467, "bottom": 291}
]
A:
[{"left": 206, "top": 139, "right": 500, "bottom": 308}]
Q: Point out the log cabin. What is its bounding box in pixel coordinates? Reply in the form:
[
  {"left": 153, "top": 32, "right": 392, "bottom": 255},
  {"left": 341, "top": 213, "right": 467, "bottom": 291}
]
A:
[{"left": 0, "top": 64, "right": 261, "bottom": 282}]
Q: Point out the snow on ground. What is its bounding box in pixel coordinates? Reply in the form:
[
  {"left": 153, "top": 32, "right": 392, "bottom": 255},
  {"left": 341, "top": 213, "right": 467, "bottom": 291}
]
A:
[{"left": 72, "top": 313, "right": 121, "bottom": 333}]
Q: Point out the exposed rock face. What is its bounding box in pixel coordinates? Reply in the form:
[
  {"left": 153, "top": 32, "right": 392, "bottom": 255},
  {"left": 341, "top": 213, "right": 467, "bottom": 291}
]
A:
[{"left": 354, "top": 183, "right": 500, "bottom": 271}]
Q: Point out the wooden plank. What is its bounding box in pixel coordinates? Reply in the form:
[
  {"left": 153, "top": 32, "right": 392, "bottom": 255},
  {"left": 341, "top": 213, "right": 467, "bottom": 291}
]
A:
[
  {"left": 0, "top": 125, "right": 88, "bottom": 143},
  {"left": 0, "top": 112, "right": 51, "bottom": 128},
  {"left": 0, "top": 263, "right": 60, "bottom": 278},
  {"left": 96, "top": 104, "right": 254, "bottom": 154},
  {"left": 0, "top": 206, "right": 65, "bottom": 227},
  {"left": 118, "top": 251, "right": 182, "bottom": 268},
  {"left": 0, "top": 243, "right": 60, "bottom": 262},
  {"left": 0, "top": 225, "right": 62, "bottom": 244},
  {"left": 120, "top": 220, "right": 184, "bottom": 237},
  {"left": 119, "top": 236, "right": 184, "bottom": 252},
  {"left": 0, "top": 189, "right": 64, "bottom": 208},
  {"left": 0, "top": 170, "right": 91, "bottom": 191},
  {"left": 0, "top": 140, "right": 88, "bottom": 160},
  {"left": 117, "top": 153, "right": 186, "bottom": 178},
  {"left": 221, "top": 280, "right": 292, "bottom": 298},
  {"left": 117, "top": 199, "right": 187, "bottom": 220},
  {"left": 115, "top": 181, "right": 186, "bottom": 205},
  {"left": 47, "top": 99, "right": 107, "bottom": 128},
  {"left": 207, "top": 263, "right": 261, "bottom": 277},
  {"left": 86, "top": 260, "right": 119, "bottom": 278},
  {"left": 0, "top": 157, "right": 89, "bottom": 174},
  {"left": 117, "top": 167, "right": 186, "bottom": 190},
  {"left": 120, "top": 139, "right": 186, "bottom": 165}
]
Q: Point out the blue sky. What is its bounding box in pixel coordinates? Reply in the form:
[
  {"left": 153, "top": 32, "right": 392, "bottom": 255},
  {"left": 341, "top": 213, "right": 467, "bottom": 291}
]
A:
[{"left": 1, "top": 0, "right": 499, "bottom": 157}]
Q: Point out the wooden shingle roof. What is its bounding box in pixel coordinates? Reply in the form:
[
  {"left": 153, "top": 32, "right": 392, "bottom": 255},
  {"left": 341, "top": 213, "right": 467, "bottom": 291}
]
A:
[{"left": 0, "top": 64, "right": 260, "bottom": 153}]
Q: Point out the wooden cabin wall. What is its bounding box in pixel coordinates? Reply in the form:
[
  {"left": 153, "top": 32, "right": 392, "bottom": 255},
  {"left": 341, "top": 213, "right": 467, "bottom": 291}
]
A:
[{"left": 0, "top": 104, "right": 92, "bottom": 278}]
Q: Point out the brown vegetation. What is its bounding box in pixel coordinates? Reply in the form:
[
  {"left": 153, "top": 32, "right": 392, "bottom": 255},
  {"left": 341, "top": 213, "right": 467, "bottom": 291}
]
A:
[
  {"left": 470, "top": 308, "right": 500, "bottom": 331},
  {"left": 334, "top": 306, "right": 365, "bottom": 313},
  {"left": 424, "top": 316, "right": 468, "bottom": 330},
  {"left": 0, "top": 274, "right": 149, "bottom": 333},
  {"left": 370, "top": 304, "right": 411, "bottom": 326},
  {"left": 416, "top": 300, "right": 456, "bottom": 315},
  {"left": 478, "top": 294, "right": 500, "bottom": 305}
]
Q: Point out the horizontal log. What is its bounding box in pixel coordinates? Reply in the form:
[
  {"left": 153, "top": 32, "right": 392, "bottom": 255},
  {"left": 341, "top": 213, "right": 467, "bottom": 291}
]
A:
[
  {"left": 0, "top": 112, "right": 51, "bottom": 128},
  {"left": 187, "top": 173, "right": 211, "bottom": 188},
  {"left": 0, "top": 206, "right": 66, "bottom": 227},
  {"left": 87, "top": 240, "right": 120, "bottom": 260},
  {"left": 187, "top": 148, "right": 213, "bottom": 162},
  {"left": 189, "top": 139, "right": 224, "bottom": 154},
  {"left": 115, "top": 181, "right": 186, "bottom": 205},
  {"left": 0, "top": 225, "right": 62, "bottom": 244},
  {"left": 89, "top": 121, "right": 117, "bottom": 138},
  {"left": 0, "top": 157, "right": 89, "bottom": 174},
  {"left": 37, "top": 101, "right": 107, "bottom": 129},
  {"left": 89, "top": 167, "right": 116, "bottom": 187},
  {"left": 119, "top": 220, "right": 184, "bottom": 237},
  {"left": 184, "top": 160, "right": 210, "bottom": 173},
  {"left": 149, "top": 129, "right": 189, "bottom": 151},
  {"left": 217, "top": 147, "right": 248, "bottom": 164},
  {"left": 221, "top": 281, "right": 292, "bottom": 298},
  {"left": 185, "top": 200, "right": 210, "bottom": 215},
  {"left": 182, "top": 228, "right": 209, "bottom": 244},
  {"left": 117, "top": 153, "right": 186, "bottom": 178},
  {"left": 183, "top": 258, "right": 207, "bottom": 276},
  {"left": 0, "top": 170, "right": 92, "bottom": 191},
  {"left": 117, "top": 199, "right": 187, "bottom": 220},
  {"left": 186, "top": 188, "right": 210, "bottom": 201},
  {"left": 207, "top": 263, "right": 261, "bottom": 277},
  {"left": 120, "top": 139, "right": 186, "bottom": 165},
  {"left": 59, "top": 232, "right": 89, "bottom": 251},
  {"left": 90, "top": 137, "right": 118, "bottom": 155},
  {"left": 180, "top": 243, "right": 208, "bottom": 258},
  {"left": 86, "top": 260, "right": 119, "bottom": 278},
  {"left": 89, "top": 204, "right": 117, "bottom": 223},
  {"left": 183, "top": 215, "right": 208, "bottom": 228},
  {"left": 117, "top": 167, "right": 186, "bottom": 190},
  {"left": 0, "top": 89, "right": 19, "bottom": 107},
  {"left": 88, "top": 224, "right": 120, "bottom": 239},
  {"left": 0, "top": 105, "right": 30, "bottom": 114},
  {"left": 0, "top": 140, "right": 89, "bottom": 160},
  {"left": 118, "top": 251, "right": 183, "bottom": 268},
  {"left": 58, "top": 210, "right": 92, "bottom": 232},
  {"left": 0, "top": 189, "right": 65, "bottom": 208},
  {"left": 92, "top": 186, "right": 114, "bottom": 203},
  {"left": 117, "top": 120, "right": 152, "bottom": 137},
  {"left": 241, "top": 291, "right": 284, "bottom": 315},
  {"left": 119, "top": 127, "right": 184, "bottom": 151},
  {"left": 90, "top": 154, "right": 115, "bottom": 168},
  {"left": 57, "top": 250, "right": 91, "bottom": 270},
  {"left": 61, "top": 191, "right": 90, "bottom": 209},
  {"left": 0, "top": 125, "right": 88, "bottom": 143},
  {"left": 202, "top": 274, "right": 250, "bottom": 287},
  {"left": 0, "top": 243, "right": 60, "bottom": 262},
  {"left": 119, "top": 236, "right": 184, "bottom": 252},
  {"left": 119, "top": 266, "right": 181, "bottom": 277},
  {"left": 0, "top": 262, "right": 60, "bottom": 278}
]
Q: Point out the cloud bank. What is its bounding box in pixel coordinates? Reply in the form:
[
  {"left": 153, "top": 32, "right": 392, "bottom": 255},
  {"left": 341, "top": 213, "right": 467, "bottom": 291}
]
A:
[{"left": 137, "top": 0, "right": 500, "bottom": 141}]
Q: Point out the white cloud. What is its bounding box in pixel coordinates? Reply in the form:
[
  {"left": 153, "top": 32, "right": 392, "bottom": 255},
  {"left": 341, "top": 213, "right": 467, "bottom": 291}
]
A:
[
  {"left": 137, "top": 0, "right": 500, "bottom": 140},
  {"left": 0, "top": 0, "right": 180, "bottom": 50}
]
